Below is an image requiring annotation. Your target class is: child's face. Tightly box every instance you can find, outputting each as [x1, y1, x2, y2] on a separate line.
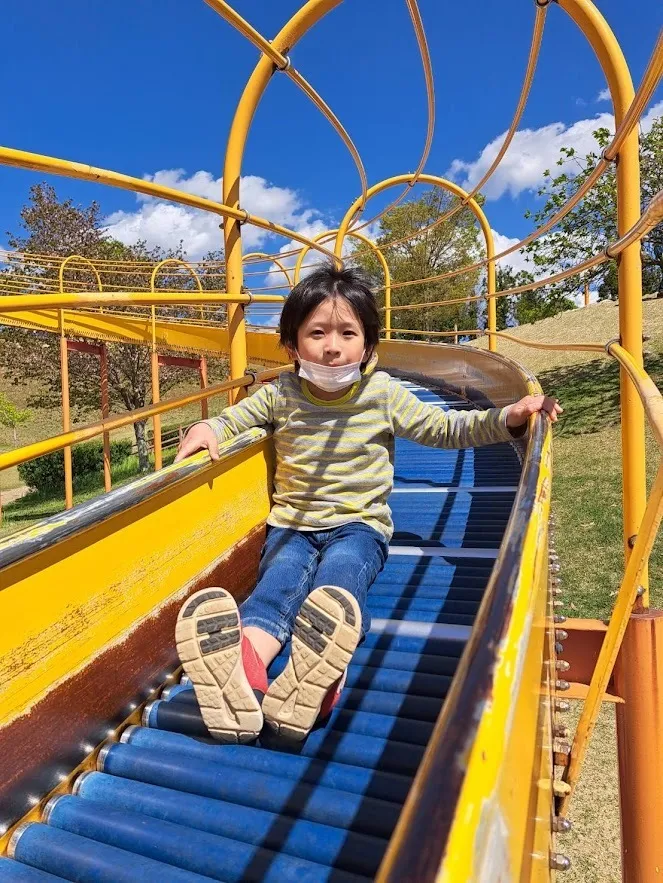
[293, 296, 366, 366]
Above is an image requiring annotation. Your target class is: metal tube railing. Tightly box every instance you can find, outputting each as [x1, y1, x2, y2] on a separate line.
[0, 366, 287, 474]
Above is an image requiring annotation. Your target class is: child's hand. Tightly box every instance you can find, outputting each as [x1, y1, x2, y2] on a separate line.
[507, 395, 563, 429]
[174, 423, 220, 463]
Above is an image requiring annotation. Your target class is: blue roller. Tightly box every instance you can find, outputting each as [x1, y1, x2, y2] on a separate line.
[159, 697, 433, 749]
[76, 773, 387, 878]
[4, 377, 522, 882]
[10, 823, 215, 882]
[101, 744, 401, 838]
[0, 860, 66, 881]
[46, 796, 369, 883]
[122, 728, 413, 803]
[164, 682, 443, 722]
[145, 701, 426, 775]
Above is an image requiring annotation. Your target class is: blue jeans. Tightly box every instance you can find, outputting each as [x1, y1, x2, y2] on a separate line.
[240, 523, 389, 645]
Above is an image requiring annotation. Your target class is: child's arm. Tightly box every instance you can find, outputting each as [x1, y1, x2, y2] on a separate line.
[387, 379, 561, 449]
[175, 382, 278, 462]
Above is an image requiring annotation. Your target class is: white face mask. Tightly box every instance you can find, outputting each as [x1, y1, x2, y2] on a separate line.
[296, 352, 365, 393]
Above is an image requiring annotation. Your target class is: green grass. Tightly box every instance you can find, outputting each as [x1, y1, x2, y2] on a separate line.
[0, 447, 179, 539]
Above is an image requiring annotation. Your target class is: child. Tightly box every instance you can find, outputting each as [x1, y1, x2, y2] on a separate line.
[174, 264, 562, 743]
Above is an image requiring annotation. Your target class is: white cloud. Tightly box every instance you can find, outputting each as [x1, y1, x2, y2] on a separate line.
[103, 168, 326, 260]
[491, 229, 533, 276]
[597, 88, 611, 102]
[641, 99, 663, 133]
[447, 100, 663, 201]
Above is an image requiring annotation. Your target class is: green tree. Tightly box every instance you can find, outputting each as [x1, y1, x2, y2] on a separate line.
[494, 265, 575, 327]
[0, 393, 31, 445]
[523, 116, 663, 300]
[0, 184, 228, 472]
[351, 189, 482, 338]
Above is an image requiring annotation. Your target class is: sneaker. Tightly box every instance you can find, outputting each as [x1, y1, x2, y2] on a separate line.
[262, 586, 361, 741]
[175, 588, 267, 743]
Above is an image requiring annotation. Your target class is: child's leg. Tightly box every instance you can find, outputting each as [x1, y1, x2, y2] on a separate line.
[175, 527, 318, 742]
[310, 522, 389, 638]
[239, 526, 320, 665]
[262, 523, 388, 740]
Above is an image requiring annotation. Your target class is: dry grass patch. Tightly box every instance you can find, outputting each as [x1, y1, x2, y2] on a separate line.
[565, 702, 621, 883]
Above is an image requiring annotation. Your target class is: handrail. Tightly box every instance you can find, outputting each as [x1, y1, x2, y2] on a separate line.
[371, 186, 662, 305]
[0, 366, 287, 473]
[560, 345, 663, 813]
[0, 146, 339, 264]
[348, 0, 435, 232]
[0, 291, 284, 312]
[604, 27, 663, 160]
[243, 253, 293, 289]
[203, 0, 368, 215]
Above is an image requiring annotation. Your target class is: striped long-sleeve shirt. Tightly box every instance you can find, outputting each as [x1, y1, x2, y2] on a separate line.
[204, 356, 516, 541]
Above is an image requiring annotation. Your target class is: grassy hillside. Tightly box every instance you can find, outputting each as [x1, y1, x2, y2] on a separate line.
[473, 296, 663, 618]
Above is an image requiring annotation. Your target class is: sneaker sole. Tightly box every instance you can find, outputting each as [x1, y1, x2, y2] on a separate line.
[262, 586, 361, 741]
[175, 588, 263, 743]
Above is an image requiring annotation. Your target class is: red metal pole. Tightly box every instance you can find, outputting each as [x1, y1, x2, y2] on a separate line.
[100, 344, 111, 492]
[200, 355, 209, 421]
[614, 610, 663, 881]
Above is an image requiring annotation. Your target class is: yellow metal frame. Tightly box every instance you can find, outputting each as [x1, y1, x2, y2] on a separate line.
[333, 173, 498, 351]
[0, 0, 662, 877]
[293, 228, 393, 339]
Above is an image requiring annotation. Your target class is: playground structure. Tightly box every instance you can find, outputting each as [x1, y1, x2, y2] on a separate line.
[0, 0, 661, 880]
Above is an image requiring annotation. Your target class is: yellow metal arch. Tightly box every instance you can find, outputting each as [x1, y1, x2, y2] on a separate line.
[222, 0, 343, 397]
[335, 174, 498, 351]
[243, 252, 293, 289]
[293, 229, 393, 340]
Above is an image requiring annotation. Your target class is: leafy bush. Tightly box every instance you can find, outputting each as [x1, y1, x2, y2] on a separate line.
[18, 439, 133, 494]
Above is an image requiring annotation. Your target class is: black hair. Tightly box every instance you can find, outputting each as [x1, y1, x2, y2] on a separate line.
[279, 263, 380, 358]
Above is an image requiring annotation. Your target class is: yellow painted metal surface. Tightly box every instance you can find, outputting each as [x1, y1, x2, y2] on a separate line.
[0, 437, 273, 728]
[439, 427, 554, 883]
[0, 309, 231, 354]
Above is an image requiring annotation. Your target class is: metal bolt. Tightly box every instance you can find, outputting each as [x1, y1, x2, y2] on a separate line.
[555, 699, 570, 712]
[550, 854, 571, 872]
[555, 642, 564, 654]
[555, 629, 568, 641]
[556, 680, 570, 691]
[556, 660, 570, 672]
[550, 563, 561, 574]
[551, 576, 561, 587]
[553, 816, 573, 833]
[554, 614, 567, 624]
[553, 599, 564, 608]
[554, 725, 570, 739]
[636, 585, 645, 597]
[552, 588, 562, 597]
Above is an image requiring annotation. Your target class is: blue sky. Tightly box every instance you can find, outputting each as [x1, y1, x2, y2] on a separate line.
[1, 0, 661, 315]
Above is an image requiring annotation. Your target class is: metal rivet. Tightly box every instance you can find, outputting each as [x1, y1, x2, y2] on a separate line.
[553, 600, 564, 608]
[550, 563, 561, 574]
[555, 629, 568, 641]
[550, 853, 571, 872]
[554, 725, 570, 739]
[553, 816, 573, 833]
[556, 679, 570, 691]
[636, 585, 645, 597]
[552, 588, 562, 596]
[555, 642, 564, 654]
[554, 614, 567, 624]
[556, 660, 570, 672]
[551, 576, 561, 587]
[555, 699, 570, 712]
